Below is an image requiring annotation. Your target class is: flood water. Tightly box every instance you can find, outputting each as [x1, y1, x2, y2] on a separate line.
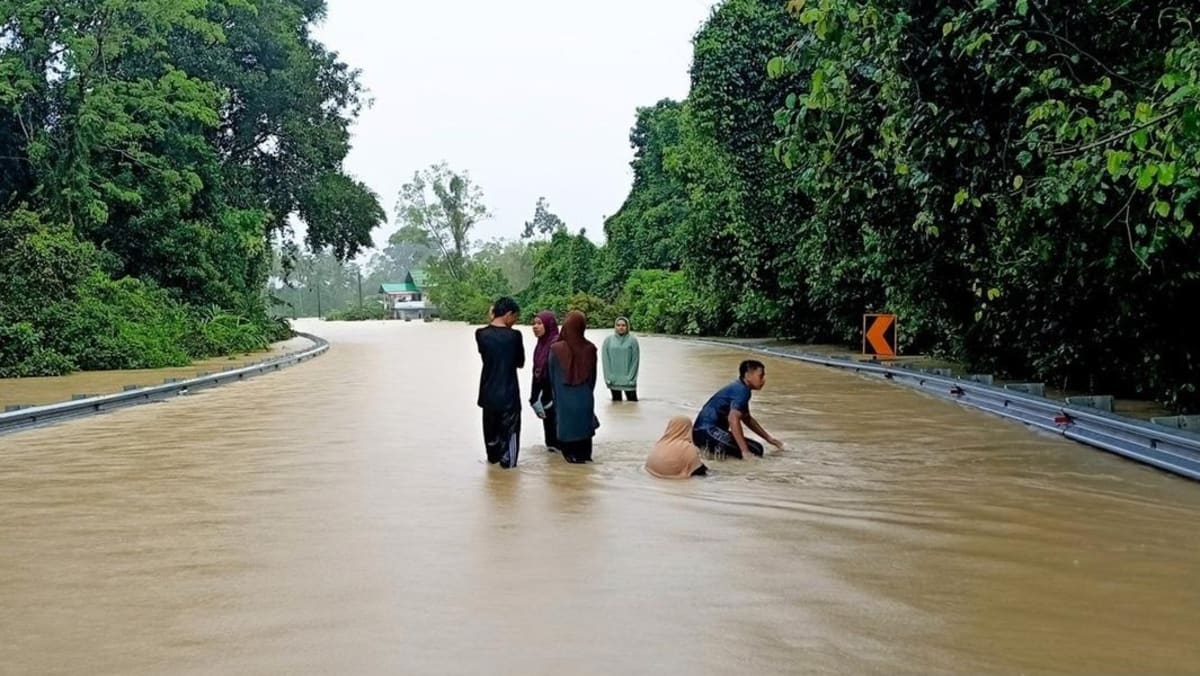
[2, 320, 1199, 675]
[0, 335, 314, 411]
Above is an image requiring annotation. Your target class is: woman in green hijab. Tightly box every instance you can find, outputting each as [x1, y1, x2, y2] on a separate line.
[602, 317, 640, 402]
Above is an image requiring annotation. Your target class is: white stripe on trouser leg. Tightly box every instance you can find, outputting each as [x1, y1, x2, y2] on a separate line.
[508, 432, 519, 467]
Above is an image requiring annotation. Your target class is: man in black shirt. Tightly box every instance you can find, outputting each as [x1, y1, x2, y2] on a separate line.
[476, 297, 525, 468]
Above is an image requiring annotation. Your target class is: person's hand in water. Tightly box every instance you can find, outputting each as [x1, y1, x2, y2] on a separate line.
[768, 436, 787, 451]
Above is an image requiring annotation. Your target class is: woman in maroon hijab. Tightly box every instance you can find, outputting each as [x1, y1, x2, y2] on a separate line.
[529, 310, 560, 452]
[548, 310, 599, 463]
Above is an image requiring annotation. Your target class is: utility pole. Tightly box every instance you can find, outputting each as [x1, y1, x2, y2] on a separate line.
[357, 268, 363, 309]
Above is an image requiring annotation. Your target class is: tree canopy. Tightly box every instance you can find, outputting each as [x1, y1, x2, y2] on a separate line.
[421, 0, 1199, 412]
[0, 0, 384, 375]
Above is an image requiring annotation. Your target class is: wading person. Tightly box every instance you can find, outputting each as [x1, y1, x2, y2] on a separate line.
[602, 316, 640, 402]
[646, 415, 707, 479]
[529, 310, 560, 452]
[548, 310, 599, 464]
[692, 360, 784, 459]
[476, 297, 524, 468]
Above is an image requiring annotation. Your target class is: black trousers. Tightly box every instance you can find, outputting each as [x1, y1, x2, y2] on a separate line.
[530, 379, 559, 450]
[692, 427, 763, 459]
[610, 388, 638, 402]
[540, 408, 559, 451]
[482, 408, 521, 468]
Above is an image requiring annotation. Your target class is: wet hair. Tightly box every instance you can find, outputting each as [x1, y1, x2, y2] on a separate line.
[739, 359, 765, 379]
[492, 296, 520, 319]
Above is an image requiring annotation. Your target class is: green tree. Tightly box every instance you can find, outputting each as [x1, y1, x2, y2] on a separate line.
[521, 228, 598, 313]
[597, 99, 690, 296]
[0, 0, 382, 375]
[769, 0, 1200, 407]
[394, 162, 490, 277]
[521, 196, 566, 239]
[175, 0, 383, 259]
[299, 174, 387, 261]
[272, 246, 371, 318]
[476, 239, 536, 294]
[668, 0, 811, 335]
[426, 260, 511, 322]
[617, 269, 711, 335]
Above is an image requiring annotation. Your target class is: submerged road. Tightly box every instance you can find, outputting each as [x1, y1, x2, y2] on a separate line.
[2, 319, 1198, 675]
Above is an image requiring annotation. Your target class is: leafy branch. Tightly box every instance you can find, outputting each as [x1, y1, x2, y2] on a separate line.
[1048, 110, 1178, 157]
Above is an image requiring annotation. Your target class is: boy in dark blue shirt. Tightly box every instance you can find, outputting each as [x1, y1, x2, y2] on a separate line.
[692, 360, 784, 459]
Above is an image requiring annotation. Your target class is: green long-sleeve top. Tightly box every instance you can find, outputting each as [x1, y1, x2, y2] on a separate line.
[601, 332, 640, 390]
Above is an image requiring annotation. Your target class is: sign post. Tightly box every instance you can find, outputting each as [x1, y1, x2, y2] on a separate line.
[863, 313, 897, 357]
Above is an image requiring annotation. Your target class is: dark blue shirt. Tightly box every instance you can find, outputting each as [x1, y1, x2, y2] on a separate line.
[693, 379, 752, 432]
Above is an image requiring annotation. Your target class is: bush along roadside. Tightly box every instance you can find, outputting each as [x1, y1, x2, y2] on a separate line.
[0, 211, 288, 378]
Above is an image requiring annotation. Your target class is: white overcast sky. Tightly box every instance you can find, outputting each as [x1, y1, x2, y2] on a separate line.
[310, 0, 717, 251]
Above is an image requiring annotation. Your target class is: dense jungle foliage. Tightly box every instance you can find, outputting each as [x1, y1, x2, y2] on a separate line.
[401, 0, 1199, 410]
[0, 1, 384, 376]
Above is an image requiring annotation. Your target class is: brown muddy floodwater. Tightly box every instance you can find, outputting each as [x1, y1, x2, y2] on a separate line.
[2, 320, 1199, 675]
[0, 335, 315, 411]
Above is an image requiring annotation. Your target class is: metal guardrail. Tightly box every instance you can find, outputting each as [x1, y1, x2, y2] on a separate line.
[689, 339, 1200, 481]
[0, 332, 329, 436]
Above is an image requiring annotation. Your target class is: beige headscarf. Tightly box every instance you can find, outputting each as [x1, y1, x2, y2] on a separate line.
[646, 416, 706, 479]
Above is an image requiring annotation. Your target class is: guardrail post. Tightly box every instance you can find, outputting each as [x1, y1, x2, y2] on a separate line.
[1065, 395, 1114, 413]
[1005, 383, 1046, 397]
[1151, 415, 1200, 431]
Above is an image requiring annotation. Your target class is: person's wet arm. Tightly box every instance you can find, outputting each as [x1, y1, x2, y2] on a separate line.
[630, 337, 640, 378]
[745, 414, 783, 449]
[601, 336, 612, 387]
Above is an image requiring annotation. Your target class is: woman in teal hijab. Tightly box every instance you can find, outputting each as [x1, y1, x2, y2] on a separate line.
[602, 317, 640, 402]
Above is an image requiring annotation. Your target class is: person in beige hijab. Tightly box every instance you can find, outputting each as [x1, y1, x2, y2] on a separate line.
[646, 416, 708, 479]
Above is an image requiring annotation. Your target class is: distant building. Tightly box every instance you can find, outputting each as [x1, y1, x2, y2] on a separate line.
[380, 270, 436, 320]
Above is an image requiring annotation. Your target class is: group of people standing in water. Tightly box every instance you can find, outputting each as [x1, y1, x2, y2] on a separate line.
[476, 296, 783, 477]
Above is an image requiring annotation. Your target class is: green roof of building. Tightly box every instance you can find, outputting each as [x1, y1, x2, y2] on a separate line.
[410, 269, 431, 288]
[380, 282, 418, 294]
